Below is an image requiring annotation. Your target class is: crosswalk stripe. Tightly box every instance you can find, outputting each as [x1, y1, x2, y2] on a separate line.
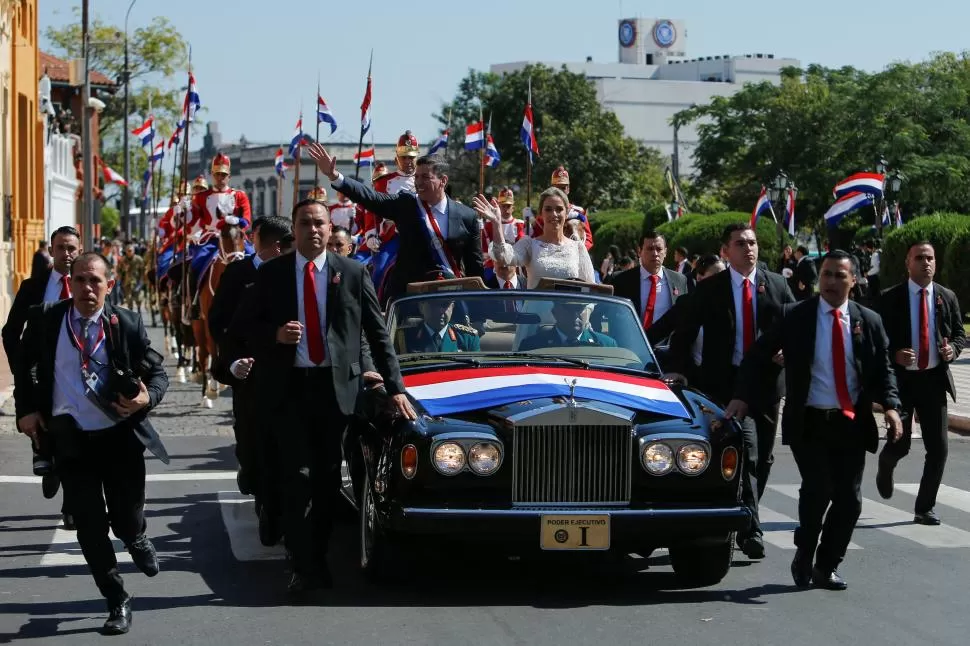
[896, 484, 970, 515]
[769, 484, 970, 548]
[217, 491, 286, 561]
[759, 505, 863, 550]
[0, 472, 238, 484]
[39, 529, 134, 567]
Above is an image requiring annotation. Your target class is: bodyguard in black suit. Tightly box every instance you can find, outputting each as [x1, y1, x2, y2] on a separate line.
[306, 142, 484, 303]
[668, 223, 795, 559]
[727, 250, 902, 590]
[792, 246, 818, 301]
[876, 241, 965, 525]
[237, 199, 416, 597]
[13, 253, 169, 634]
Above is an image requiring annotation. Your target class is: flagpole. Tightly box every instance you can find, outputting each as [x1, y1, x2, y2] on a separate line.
[179, 52, 193, 327]
[478, 104, 484, 195]
[314, 72, 321, 187]
[525, 77, 533, 223]
[355, 49, 373, 181]
[292, 109, 302, 207]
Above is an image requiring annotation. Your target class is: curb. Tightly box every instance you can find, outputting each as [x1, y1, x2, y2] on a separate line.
[872, 403, 970, 437]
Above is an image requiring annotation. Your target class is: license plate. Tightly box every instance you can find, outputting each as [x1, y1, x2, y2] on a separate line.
[540, 514, 610, 550]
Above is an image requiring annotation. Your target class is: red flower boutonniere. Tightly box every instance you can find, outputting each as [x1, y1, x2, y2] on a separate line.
[332, 272, 342, 285]
[757, 284, 766, 295]
[109, 314, 119, 326]
[936, 295, 944, 308]
[672, 287, 680, 297]
[852, 321, 863, 336]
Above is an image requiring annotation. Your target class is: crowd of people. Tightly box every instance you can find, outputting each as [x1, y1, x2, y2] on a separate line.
[4, 132, 966, 633]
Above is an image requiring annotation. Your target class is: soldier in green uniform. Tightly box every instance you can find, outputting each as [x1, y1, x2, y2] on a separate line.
[117, 243, 146, 313]
[519, 301, 617, 350]
[403, 300, 480, 352]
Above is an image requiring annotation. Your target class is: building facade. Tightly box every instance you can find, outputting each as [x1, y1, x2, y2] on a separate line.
[491, 17, 799, 175]
[0, 0, 16, 318]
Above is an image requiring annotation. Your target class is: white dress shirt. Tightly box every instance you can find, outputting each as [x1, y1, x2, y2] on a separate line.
[640, 266, 673, 323]
[44, 269, 70, 303]
[498, 274, 519, 289]
[729, 266, 759, 366]
[806, 299, 860, 409]
[908, 279, 939, 371]
[867, 251, 881, 277]
[252, 253, 264, 269]
[294, 252, 331, 368]
[52, 307, 116, 431]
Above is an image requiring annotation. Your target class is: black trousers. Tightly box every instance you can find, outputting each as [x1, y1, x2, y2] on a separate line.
[57, 424, 147, 604]
[232, 382, 258, 480]
[880, 369, 949, 514]
[274, 368, 347, 577]
[790, 410, 866, 572]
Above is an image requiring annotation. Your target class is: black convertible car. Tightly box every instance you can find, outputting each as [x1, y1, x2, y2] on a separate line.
[341, 279, 747, 586]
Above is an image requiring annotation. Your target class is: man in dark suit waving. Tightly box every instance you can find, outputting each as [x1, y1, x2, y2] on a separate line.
[237, 198, 416, 597]
[726, 250, 902, 590]
[876, 241, 965, 525]
[13, 252, 170, 634]
[306, 142, 483, 303]
[668, 222, 795, 559]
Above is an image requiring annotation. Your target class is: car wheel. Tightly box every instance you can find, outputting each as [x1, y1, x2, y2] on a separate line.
[359, 467, 392, 582]
[668, 532, 735, 587]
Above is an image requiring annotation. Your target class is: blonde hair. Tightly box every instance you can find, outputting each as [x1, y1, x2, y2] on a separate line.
[538, 186, 570, 214]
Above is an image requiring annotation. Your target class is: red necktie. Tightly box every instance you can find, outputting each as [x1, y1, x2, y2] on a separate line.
[504, 280, 513, 289]
[918, 288, 930, 370]
[831, 309, 855, 419]
[303, 261, 325, 364]
[642, 274, 659, 329]
[59, 275, 71, 299]
[742, 278, 755, 352]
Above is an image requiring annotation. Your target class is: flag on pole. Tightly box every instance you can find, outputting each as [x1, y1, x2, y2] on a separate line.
[141, 168, 152, 209]
[184, 72, 202, 122]
[521, 78, 539, 163]
[464, 121, 485, 150]
[317, 95, 338, 134]
[784, 189, 796, 236]
[354, 148, 375, 167]
[167, 120, 184, 149]
[149, 139, 165, 163]
[428, 129, 449, 155]
[132, 117, 154, 147]
[274, 147, 288, 178]
[833, 172, 885, 200]
[881, 204, 891, 227]
[288, 115, 303, 158]
[360, 72, 372, 136]
[97, 157, 128, 186]
[895, 203, 904, 227]
[824, 191, 875, 225]
[749, 186, 774, 227]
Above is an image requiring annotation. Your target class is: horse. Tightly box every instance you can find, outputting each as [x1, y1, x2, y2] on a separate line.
[193, 225, 247, 408]
[161, 266, 199, 384]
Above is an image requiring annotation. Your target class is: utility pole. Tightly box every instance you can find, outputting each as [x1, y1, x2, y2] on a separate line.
[81, 0, 94, 249]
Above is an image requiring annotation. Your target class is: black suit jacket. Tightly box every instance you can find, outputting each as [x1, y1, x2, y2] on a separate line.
[670, 267, 795, 405]
[208, 255, 259, 348]
[793, 256, 818, 300]
[878, 281, 966, 400]
[233, 251, 405, 416]
[333, 175, 484, 300]
[2, 270, 52, 372]
[736, 297, 900, 453]
[12, 300, 170, 462]
[611, 266, 688, 340]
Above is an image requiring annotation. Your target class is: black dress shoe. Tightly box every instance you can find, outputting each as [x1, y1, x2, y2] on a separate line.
[741, 535, 766, 559]
[812, 567, 848, 591]
[127, 535, 159, 577]
[875, 461, 894, 500]
[102, 597, 132, 635]
[33, 454, 54, 476]
[914, 510, 942, 525]
[41, 474, 60, 499]
[62, 513, 76, 530]
[790, 550, 812, 588]
[236, 469, 253, 496]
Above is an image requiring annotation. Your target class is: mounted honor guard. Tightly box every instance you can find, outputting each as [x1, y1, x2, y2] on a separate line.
[531, 166, 594, 250]
[306, 186, 328, 203]
[329, 191, 358, 235]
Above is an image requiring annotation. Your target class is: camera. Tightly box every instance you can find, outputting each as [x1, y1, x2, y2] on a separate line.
[111, 368, 142, 400]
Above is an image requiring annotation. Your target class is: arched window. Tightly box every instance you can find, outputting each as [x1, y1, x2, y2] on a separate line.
[255, 178, 266, 216]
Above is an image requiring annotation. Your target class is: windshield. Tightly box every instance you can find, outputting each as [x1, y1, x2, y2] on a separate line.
[387, 292, 660, 373]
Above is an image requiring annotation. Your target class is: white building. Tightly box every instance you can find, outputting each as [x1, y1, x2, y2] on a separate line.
[491, 18, 799, 175]
[43, 130, 79, 237]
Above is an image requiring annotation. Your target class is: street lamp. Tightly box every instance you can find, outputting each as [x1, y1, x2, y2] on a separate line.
[875, 157, 904, 234]
[122, 0, 138, 240]
[766, 169, 794, 251]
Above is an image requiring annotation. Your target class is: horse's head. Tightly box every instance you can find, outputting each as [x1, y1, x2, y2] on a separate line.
[219, 223, 247, 263]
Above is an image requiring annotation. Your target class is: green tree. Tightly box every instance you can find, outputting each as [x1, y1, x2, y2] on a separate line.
[433, 64, 667, 211]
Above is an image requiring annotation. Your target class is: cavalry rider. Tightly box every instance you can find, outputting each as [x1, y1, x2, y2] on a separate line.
[186, 154, 253, 307]
[329, 191, 357, 235]
[531, 166, 594, 250]
[306, 186, 328, 205]
[156, 176, 208, 282]
[482, 186, 526, 281]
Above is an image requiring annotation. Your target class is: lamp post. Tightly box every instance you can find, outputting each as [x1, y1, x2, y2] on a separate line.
[874, 157, 904, 235]
[885, 167, 906, 229]
[121, 0, 137, 240]
[767, 169, 794, 252]
[81, 0, 94, 250]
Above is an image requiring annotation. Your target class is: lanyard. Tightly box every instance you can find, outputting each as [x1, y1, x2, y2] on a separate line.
[66, 307, 106, 371]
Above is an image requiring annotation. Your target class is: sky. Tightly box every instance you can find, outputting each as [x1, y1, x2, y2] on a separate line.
[42, 0, 970, 151]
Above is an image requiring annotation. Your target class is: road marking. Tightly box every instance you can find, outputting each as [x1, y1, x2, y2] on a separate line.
[1, 471, 238, 484]
[759, 505, 862, 550]
[770, 484, 970, 548]
[897, 484, 970, 515]
[217, 491, 286, 562]
[39, 528, 133, 567]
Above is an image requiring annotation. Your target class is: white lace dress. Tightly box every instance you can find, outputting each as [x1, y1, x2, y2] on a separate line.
[491, 236, 596, 288]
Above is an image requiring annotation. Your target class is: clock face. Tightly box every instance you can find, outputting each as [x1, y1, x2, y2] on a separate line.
[618, 20, 636, 48]
[653, 20, 676, 48]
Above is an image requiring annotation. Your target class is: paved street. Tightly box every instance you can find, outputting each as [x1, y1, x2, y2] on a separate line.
[2, 322, 970, 644]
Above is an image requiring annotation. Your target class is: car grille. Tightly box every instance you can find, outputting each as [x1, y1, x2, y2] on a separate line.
[512, 424, 632, 505]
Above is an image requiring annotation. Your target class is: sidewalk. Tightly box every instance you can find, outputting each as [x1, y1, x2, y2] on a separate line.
[945, 355, 970, 434]
[0, 344, 12, 410]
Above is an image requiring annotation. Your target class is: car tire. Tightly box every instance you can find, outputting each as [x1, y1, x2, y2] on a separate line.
[668, 532, 735, 587]
[359, 467, 394, 583]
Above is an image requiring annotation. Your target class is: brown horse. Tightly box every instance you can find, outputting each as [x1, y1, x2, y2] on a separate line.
[194, 225, 247, 408]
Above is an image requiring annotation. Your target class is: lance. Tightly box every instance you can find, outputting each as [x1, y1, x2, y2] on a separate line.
[292, 113, 302, 208]
[179, 58, 193, 325]
[355, 50, 373, 181]
[478, 104, 485, 195]
[314, 72, 321, 187]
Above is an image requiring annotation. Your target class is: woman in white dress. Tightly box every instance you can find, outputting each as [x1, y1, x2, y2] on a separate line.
[471, 187, 595, 288]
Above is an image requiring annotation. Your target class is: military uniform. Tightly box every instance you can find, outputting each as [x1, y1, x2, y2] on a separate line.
[118, 253, 146, 311]
[519, 327, 617, 351]
[403, 322, 481, 353]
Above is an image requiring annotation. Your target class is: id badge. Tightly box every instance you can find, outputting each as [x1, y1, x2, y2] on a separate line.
[85, 371, 100, 393]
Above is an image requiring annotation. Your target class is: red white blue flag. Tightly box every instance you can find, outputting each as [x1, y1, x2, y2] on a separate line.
[354, 148, 375, 167]
[360, 72, 372, 136]
[274, 147, 287, 178]
[784, 189, 796, 235]
[288, 115, 303, 158]
[428, 129, 449, 155]
[749, 186, 774, 227]
[824, 191, 874, 225]
[97, 157, 127, 187]
[834, 172, 885, 200]
[183, 72, 201, 122]
[317, 95, 337, 135]
[464, 121, 484, 151]
[521, 78, 539, 163]
[131, 117, 154, 147]
[484, 134, 501, 168]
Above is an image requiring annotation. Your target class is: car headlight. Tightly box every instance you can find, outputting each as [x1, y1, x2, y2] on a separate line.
[677, 443, 709, 475]
[642, 442, 674, 475]
[432, 442, 466, 475]
[468, 442, 502, 475]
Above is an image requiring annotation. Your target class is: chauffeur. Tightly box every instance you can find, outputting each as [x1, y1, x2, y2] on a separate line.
[404, 300, 480, 352]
